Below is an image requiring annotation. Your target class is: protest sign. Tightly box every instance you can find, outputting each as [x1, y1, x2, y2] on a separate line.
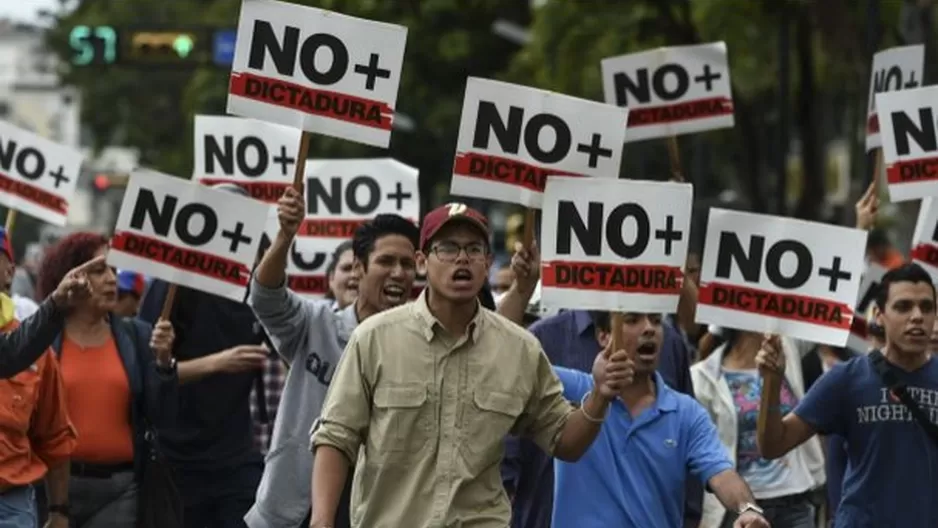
[846, 263, 887, 353]
[601, 42, 734, 142]
[877, 85, 938, 202]
[297, 158, 419, 247]
[108, 169, 269, 302]
[697, 209, 867, 346]
[865, 45, 924, 152]
[540, 177, 692, 313]
[451, 78, 628, 208]
[910, 197, 938, 286]
[194, 115, 303, 202]
[227, 0, 407, 148]
[0, 119, 84, 226]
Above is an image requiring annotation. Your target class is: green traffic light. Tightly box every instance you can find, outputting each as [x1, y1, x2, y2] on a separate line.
[173, 35, 194, 58]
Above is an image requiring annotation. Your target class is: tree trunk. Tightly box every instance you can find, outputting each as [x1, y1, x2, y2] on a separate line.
[794, 7, 823, 220]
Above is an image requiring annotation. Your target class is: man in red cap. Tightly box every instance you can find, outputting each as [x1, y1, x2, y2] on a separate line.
[309, 202, 634, 528]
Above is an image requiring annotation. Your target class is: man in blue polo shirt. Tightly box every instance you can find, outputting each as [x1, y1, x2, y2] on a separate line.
[552, 311, 769, 528]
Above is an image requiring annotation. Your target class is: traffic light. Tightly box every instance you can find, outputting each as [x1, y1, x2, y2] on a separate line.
[69, 25, 118, 65]
[126, 29, 204, 65]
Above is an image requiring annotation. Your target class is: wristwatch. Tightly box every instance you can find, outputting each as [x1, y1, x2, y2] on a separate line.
[738, 502, 765, 517]
[48, 504, 70, 518]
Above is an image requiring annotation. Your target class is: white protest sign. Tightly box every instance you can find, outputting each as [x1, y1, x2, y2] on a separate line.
[865, 45, 924, 152]
[601, 42, 734, 142]
[540, 177, 692, 313]
[227, 0, 407, 148]
[910, 197, 938, 285]
[260, 206, 338, 299]
[0, 119, 84, 226]
[297, 158, 419, 248]
[846, 263, 887, 353]
[697, 209, 867, 346]
[194, 115, 303, 202]
[451, 77, 628, 209]
[877, 85, 938, 202]
[108, 169, 270, 302]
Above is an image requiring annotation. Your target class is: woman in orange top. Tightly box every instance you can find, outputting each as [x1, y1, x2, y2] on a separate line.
[36, 233, 177, 528]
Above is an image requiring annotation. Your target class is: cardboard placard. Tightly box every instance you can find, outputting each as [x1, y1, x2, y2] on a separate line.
[451, 77, 628, 208]
[697, 209, 867, 346]
[194, 115, 303, 202]
[0, 119, 84, 226]
[108, 169, 269, 302]
[227, 0, 408, 148]
[601, 42, 734, 142]
[540, 176, 692, 313]
[877, 85, 938, 202]
[865, 45, 924, 152]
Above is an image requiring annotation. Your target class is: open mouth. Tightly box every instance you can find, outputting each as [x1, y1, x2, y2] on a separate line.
[636, 342, 657, 359]
[452, 269, 473, 284]
[906, 328, 927, 338]
[382, 284, 405, 302]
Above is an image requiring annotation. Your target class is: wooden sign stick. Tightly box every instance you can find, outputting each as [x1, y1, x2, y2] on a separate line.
[293, 132, 312, 190]
[4, 210, 16, 233]
[666, 136, 685, 183]
[872, 147, 884, 194]
[757, 335, 782, 440]
[160, 284, 178, 320]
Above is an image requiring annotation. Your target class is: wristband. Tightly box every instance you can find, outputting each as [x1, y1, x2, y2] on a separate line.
[48, 504, 70, 518]
[579, 391, 607, 424]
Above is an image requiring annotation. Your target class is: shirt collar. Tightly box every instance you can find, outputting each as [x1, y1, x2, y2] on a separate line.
[412, 289, 484, 342]
[653, 371, 679, 412]
[572, 310, 594, 336]
[336, 302, 359, 342]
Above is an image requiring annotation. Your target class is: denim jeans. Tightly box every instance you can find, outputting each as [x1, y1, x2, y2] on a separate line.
[721, 492, 816, 528]
[0, 486, 37, 528]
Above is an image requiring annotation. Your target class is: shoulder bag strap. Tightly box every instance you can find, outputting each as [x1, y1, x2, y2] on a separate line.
[869, 351, 938, 446]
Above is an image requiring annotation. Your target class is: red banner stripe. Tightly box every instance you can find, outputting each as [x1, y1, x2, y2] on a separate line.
[698, 281, 853, 330]
[111, 232, 250, 287]
[886, 157, 938, 185]
[541, 260, 683, 295]
[288, 274, 329, 295]
[911, 243, 938, 268]
[452, 152, 586, 193]
[229, 72, 393, 130]
[867, 113, 879, 135]
[199, 179, 290, 203]
[0, 171, 67, 214]
[627, 97, 734, 127]
[850, 315, 869, 339]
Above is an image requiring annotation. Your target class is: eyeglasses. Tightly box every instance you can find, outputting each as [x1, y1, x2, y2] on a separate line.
[430, 241, 488, 262]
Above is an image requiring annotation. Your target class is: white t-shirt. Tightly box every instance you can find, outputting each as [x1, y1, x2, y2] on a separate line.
[13, 295, 38, 321]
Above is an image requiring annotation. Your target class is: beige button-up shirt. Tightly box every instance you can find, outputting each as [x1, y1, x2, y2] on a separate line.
[311, 291, 575, 528]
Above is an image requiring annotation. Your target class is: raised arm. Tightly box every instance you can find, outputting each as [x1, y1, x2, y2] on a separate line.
[496, 242, 539, 325]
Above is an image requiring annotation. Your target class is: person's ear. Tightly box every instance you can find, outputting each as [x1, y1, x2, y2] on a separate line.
[416, 251, 428, 275]
[596, 330, 610, 349]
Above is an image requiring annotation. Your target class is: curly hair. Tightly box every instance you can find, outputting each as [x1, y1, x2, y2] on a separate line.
[37, 232, 109, 300]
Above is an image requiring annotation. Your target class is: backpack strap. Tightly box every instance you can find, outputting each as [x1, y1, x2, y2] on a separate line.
[869, 351, 938, 446]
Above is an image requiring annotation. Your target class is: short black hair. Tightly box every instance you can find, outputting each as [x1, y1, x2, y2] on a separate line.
[326, 240, 354, 278]
[589, 311, 611, 333]
[352, 214, 419, 269]
[874, 262, 936, 310]
[866, 228, 891, 251]
[478, 282, 496, 310]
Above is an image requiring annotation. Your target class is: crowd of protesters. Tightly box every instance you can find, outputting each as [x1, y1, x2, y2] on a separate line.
[0, 176, 933, 528]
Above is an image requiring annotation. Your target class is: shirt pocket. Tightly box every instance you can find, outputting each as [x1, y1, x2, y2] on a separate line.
[0, 371, 39, 434]
[371, 384, 431, 463]
[459, 390, 523, 475]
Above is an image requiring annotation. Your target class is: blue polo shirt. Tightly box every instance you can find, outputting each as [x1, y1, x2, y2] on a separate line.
[552, 368, 732, 528]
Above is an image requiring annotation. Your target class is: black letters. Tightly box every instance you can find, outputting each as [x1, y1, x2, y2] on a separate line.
[175, 204, 217, 247]
[764, 240, 812, 289]
[0, 141, 46, 181]
[893, 108, 937, 155]
[606, 203, 649, 259]
[307, 176, 381, 216]
[715, 233, 817, 290]
[246, 21, 350, 86]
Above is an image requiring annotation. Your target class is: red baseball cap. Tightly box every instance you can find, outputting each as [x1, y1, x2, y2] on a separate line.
[419, 203, 490, 250]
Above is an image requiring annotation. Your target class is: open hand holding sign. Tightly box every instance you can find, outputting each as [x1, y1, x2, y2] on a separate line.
[755, 334, 785, 376]
[51, 255, 106, 310]
[510, 241, 540, 296]
[592, 343, 635, 399]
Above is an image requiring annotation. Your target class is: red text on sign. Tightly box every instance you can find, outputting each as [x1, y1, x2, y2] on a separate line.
[112, 232, 250, 287]
[542, 261, 682, 294]
[698, 281, 851, 329]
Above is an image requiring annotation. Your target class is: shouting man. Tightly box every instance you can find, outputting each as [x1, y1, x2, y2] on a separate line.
[757, 263, 938, 527]
[247, 185, 419, 528]
[309, 203, 631, 528]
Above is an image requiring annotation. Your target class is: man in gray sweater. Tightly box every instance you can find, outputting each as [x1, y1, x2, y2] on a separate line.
[245, 185, 419, 528]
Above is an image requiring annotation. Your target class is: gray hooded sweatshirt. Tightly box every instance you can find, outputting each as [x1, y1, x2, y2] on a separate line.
[244, 278, 358, 528]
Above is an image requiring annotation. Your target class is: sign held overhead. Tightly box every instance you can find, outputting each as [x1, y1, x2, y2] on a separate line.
[108, 169, 270, 302]
[697, 209, 867, 346]
[451, 77, 628, 208]
[194, 115, 303, 202]
[227, 0, 408, 148]
[539, 177, 692, 313]
[865, 45, 924, 152]
[0, 119, 84, 226]
[877, 85, 938, 202]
